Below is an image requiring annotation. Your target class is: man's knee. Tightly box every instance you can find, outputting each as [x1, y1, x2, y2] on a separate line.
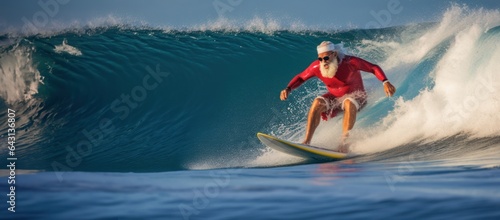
[343, 99, 357, 112]
[312, 98, 327, 112]
[343, 99, 352, 107]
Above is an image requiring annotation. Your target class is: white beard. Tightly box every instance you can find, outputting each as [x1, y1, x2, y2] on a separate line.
[319, 57, 339, 78]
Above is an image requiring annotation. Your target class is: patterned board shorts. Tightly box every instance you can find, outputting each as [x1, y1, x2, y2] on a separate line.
[315, 91, 367, 121]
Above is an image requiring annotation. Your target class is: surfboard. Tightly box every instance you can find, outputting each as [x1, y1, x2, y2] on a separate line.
[257, 132, 349, 161]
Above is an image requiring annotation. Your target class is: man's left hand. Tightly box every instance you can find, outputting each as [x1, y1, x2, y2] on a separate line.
[384, 81, 396, 97]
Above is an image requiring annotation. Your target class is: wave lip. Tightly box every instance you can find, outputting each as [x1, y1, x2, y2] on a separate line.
[1, 14, 336, 38]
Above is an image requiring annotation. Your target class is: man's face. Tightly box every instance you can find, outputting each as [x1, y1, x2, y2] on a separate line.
[318, 51, 336, 69]
[318, 50, 339, 78]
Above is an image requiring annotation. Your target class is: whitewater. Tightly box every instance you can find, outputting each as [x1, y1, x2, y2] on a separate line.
[0, 5, 499, 220]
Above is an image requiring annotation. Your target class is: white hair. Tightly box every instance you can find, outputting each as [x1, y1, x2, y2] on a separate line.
[333, 43, 346, 61]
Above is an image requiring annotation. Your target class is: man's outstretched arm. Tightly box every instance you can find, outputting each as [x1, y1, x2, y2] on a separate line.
[280, 62, 317, 101]
[351, 56, 396, 97]
[280, 75, 304, 100]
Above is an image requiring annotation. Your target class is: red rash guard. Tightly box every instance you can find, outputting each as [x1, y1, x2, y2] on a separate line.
[287, 55, 388, 97]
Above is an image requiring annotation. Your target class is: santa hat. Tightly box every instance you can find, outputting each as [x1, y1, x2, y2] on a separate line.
[316, 41, 336, 54]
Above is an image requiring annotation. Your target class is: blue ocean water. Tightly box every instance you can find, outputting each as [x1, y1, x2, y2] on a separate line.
[1, 5, 500, 220]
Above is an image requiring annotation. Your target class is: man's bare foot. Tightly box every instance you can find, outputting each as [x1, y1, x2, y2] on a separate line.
[337, 143, 350, 153]
[338, 133, 350, 153]
[302, 140, 310, 145]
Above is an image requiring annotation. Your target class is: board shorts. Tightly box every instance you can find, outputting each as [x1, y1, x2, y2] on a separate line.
[316, 91, 367, 121]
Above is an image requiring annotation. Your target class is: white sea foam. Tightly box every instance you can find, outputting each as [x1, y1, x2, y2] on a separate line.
[351, 5, 500, 154]
[54, 39, 82, 56]
[0, 43, 42, 104]
[247, 147, 306, 168]
[192, 16, 320, 34]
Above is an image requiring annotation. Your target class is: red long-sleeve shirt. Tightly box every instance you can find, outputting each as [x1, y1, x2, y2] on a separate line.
[287, 55, 387, 97]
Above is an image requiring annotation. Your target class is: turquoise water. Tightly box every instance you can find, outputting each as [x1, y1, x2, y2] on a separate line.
[12, 158, 500, 219]
[1, 6, 500, 219]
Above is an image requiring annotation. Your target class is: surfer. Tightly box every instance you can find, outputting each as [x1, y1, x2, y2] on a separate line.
[280, 41, 396, 152]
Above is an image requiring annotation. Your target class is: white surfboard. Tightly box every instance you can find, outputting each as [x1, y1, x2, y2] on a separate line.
[257, 132, 350, 161]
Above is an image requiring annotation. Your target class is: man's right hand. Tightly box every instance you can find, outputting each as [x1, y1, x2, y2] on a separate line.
[280, 88, 291, 101]
[383, 81, 396, 97]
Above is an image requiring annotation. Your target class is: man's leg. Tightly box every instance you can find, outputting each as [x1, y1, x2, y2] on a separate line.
[303, 98, 327, 145]
[341, 99, 357, 147]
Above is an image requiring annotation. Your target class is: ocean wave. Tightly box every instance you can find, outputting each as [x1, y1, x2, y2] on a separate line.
[0, 5, 499, 172]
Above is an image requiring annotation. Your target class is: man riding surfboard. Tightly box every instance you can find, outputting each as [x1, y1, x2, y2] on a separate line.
[280, 41, 396, 152]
